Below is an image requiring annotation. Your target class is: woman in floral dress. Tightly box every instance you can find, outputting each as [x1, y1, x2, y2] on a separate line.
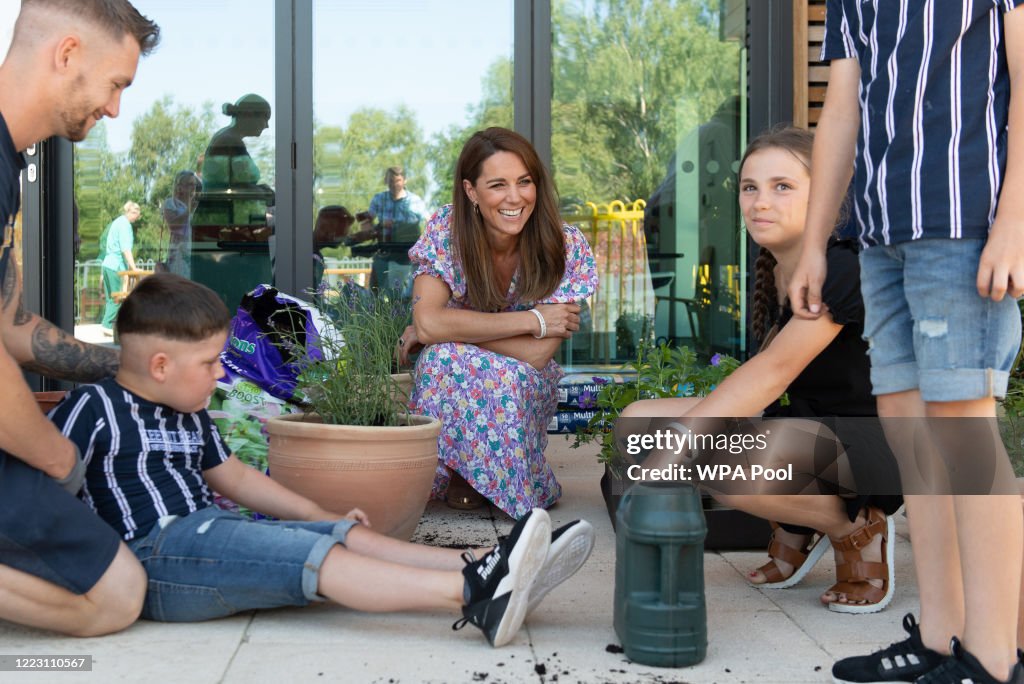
[398, 127, 597, 519]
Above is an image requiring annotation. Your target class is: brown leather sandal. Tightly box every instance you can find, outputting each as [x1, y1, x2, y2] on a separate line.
[751, 521, 831, 589]
[824, 507, 896, 614]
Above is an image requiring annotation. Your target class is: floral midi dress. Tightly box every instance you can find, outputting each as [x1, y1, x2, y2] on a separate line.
[408, 205, 598, 519]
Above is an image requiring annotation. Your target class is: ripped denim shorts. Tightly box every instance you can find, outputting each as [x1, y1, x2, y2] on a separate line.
[127, 506, 358, 622]
[859, 238, 1021, 402]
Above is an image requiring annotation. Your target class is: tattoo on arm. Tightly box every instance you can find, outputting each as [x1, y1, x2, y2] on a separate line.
[22, 319, 119, 382]
[13, 298, 31, 325]
[1, 255, 15, 310]
[2, 256, 32, 325]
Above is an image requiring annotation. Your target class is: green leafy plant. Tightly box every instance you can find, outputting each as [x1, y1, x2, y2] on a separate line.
[572, 341, 742, 465]
[998, 300, 1024, 476]
[288, 283, 412, 427]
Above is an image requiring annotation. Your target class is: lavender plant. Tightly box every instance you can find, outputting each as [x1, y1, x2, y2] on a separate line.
[291, 283, 412, 427]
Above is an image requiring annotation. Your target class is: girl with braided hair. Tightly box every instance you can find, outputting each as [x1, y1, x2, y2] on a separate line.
[622, 125, 901, 613]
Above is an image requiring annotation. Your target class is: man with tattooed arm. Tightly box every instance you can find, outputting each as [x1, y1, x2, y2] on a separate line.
[0, 0, 159, 636]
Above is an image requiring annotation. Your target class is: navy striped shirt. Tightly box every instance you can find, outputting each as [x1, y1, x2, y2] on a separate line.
[50, 378, 230, 541]
[822, 0, 1024, 246]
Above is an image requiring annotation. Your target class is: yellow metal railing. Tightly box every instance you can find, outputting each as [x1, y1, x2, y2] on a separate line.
[562, 199, 655, 362]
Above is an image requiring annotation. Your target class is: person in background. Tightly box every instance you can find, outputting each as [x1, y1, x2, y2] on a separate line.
[160, 170, 201, 278]
[345, 167, 430, 291]
[200, 94, 269, 190]
[398, 127, 598, 516]
[350, 166, 429, 244]
[100, 200, 141, 335]
[312, 204, 355, 287]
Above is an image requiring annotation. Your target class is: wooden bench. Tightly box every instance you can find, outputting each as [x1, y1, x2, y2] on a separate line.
[112, 269, 154, 303]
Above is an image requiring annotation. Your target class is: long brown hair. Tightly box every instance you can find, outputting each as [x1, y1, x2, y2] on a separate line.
[741, 125, 835, 345]
[452, 127, 565, 312]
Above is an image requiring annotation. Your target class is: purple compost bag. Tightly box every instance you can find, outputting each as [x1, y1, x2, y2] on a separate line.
[220, 284, 334, 401]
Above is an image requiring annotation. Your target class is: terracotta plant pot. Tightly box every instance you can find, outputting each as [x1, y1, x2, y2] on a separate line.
[391, 371, 414, 410]
[266, 412, 440, 540]
[34, 391, 67, 414]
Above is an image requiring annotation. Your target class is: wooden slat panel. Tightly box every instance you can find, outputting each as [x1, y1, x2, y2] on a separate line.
[809, 65, 830, 82]
[793, 0, 809, 127]
[797, 1, 830, 128]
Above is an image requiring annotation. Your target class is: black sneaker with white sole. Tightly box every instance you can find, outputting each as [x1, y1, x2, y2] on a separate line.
[526, 519, 595, 615]
[453, 508, 551, 647]
[832, 613, 945, 683]
[915, 637, 1024, 684]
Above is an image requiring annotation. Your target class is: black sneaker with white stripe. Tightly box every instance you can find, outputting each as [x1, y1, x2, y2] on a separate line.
[453, 508, 551, 647]
[526, 519, 595, 615]
[832, 614, 944, 683]
[915, 637, 1024, 684]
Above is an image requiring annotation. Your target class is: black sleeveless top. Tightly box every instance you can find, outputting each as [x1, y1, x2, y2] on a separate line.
[763, 238, 876, 418]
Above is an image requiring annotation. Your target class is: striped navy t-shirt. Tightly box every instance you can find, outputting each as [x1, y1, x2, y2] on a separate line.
[50, 378, 230, 541]
[821, 0, 1024, 246]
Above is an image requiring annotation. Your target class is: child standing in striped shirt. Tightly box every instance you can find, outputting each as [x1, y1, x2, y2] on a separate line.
[790, 2, 1024, 683]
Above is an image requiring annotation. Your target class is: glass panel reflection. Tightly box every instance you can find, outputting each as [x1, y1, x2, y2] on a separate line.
[312, 0, 513, 295]
[552, 0, 746, 363]
[73, 0, 275, 341]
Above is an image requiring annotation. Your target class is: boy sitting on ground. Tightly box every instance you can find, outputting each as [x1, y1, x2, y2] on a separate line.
[50, 272, 594, 647]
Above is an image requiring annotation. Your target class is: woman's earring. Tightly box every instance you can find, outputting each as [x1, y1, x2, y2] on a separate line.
[473, 201, 480, 215]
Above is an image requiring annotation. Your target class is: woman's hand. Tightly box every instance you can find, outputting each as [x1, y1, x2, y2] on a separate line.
[396, 324, 423, 367]
[534, 303, 582, 339]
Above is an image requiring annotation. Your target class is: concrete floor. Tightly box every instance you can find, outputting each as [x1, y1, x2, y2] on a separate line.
[0, 437, 919, 684]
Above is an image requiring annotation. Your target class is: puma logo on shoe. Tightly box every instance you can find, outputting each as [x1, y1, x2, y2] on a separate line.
[477, 548, 502, 581]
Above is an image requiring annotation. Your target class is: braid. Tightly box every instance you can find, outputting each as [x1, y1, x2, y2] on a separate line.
[751, 247, 779, 344]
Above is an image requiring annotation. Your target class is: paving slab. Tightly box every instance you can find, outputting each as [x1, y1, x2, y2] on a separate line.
[0, 437, 924, 683]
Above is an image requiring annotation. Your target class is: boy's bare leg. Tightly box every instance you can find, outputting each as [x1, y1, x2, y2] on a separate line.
[342, 525, 488, 571]
[0, 543, 145, 637]
[953, 493, 1021, 677]
[932, 396, 1021, 679]
[902, 494, 962, 654]
[877, 391, 963, 654]
[925, 397, 1021, 679]
[316, 544, 464, 613]
[1019, 486, 1024, 650]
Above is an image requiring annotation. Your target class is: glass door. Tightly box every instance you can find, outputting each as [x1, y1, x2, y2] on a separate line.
[73, 0, 276, 341]
[311, 0, 514, 294]
[551, 0, 747, 363]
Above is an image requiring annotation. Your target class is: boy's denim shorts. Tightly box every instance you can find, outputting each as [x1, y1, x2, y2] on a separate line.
[127, 506, 359, 622]
[859, 238, 1022, 401]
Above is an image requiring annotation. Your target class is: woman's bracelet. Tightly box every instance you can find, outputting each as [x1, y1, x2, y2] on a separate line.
[529, 308, 547, 339]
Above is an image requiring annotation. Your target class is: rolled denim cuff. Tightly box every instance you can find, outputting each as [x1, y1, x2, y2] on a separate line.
[300, 518, 360, 602]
